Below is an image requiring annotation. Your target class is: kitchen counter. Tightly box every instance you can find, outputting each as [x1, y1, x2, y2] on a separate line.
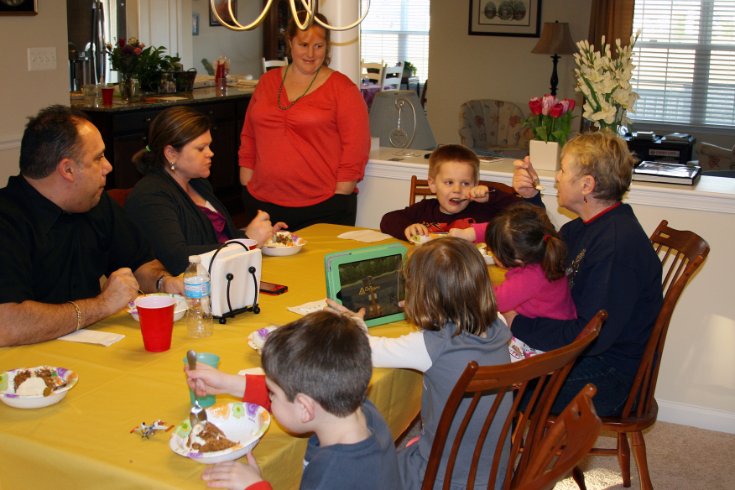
[70, 86, 255, 112]
[73, 87, 254, 215]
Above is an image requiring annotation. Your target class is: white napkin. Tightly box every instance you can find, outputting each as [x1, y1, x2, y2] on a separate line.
[58, 329, 125, 347]
[287, 299, 327, 316]
[337, 230, 391, 243]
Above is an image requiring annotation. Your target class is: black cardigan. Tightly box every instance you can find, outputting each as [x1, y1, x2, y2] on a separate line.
[125, 171, 245, 275]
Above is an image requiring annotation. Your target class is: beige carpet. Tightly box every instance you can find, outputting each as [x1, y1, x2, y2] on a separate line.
[399, 420, 735, 489]
[554, 422, 735, 489]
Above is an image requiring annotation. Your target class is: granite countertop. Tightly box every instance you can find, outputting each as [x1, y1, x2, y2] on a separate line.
[70, 86, 255, 112]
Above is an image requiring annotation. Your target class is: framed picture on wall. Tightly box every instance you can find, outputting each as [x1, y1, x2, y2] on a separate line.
[210, 0, 237, 27]
[0, 0, 37, 15]
[468, 0, 542, 37]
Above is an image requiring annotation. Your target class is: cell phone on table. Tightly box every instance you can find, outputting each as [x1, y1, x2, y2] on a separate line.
[260, 281, 288, 295]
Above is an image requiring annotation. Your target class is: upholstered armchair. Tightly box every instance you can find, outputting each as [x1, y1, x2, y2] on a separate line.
[696, 141, 735, 171]
[458, 99, 532, 157]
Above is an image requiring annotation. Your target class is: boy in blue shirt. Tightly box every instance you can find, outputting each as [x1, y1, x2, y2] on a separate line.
[186, 311, 401, 490]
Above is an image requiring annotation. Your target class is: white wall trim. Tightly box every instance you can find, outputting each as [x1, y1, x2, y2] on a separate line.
[658, 399, 735, 434]
[0, 134, 21, 152]
[364, 150, 735, 215]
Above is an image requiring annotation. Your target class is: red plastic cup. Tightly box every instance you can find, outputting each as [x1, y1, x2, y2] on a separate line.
[135, 295, 175, 352]
[101, 87, 114, 106]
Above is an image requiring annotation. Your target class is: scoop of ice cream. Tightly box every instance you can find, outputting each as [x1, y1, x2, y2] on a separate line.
[16, 376, 48, 396]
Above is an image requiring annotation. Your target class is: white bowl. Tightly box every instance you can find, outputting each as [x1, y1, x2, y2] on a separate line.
[410, 232, 448, 245]
[128, 293, 188, 322]
[476, 243, 495, 265]
[0, 366, 79, 409]
[170, 402, 271, 464]
[261, 238, 306, 256]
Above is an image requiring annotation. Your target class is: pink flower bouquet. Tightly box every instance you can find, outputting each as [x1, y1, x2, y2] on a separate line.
[525, 95, 576, 146]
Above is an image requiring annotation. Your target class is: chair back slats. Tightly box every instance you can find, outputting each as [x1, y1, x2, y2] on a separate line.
[381, 62, 404, 91]
[421, 310, 607, 490]
[262, 57, 288, 75]
[408, 175, 516, 206]
[621, 220, 709, 418]
[360, 60, 384, 84]
[514, 384, 602, 490]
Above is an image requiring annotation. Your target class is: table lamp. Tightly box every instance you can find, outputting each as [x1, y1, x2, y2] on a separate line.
[532, 21, 577, 96]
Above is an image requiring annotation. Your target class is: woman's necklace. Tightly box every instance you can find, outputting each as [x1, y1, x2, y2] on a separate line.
[277, 64, 321, 110]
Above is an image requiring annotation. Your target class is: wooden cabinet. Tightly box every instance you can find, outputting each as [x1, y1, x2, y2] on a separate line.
[79, 91, 250, 216]
[262, 0, 289, 61]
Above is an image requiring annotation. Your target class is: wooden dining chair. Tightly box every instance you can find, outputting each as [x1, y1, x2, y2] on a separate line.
[408, 175, 516, 206]
[420, 310, 607, 490]
[107, 188, 133, 207]
[360, 60, 384, 84]
[381, 62, 404, 91]
[514, 384, 602, 490]
[261, 57, 287, 74]
[572, 220, 710, 490]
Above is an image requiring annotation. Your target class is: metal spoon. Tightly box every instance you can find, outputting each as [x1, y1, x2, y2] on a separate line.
[186, 350, 208, 427]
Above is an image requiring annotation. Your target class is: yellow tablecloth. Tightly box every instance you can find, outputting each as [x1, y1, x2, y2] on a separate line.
[0, 224, 427, 490]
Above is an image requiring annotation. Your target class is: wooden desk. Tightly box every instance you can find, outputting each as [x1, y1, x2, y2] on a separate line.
[0, 224, 422, 490]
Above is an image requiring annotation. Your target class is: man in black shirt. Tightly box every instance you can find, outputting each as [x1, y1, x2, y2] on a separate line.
[0, 105, 183, 347]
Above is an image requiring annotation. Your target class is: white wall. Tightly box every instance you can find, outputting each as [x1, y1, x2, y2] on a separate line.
[427, 0, 592, 146]
[0, 2, 70, 186]
[190, 0, 263, 78]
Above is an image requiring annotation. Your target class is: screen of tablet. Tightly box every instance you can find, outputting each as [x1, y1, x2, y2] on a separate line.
[325, 243, 407, 327]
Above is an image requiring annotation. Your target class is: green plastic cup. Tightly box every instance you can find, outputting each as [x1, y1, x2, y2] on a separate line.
[184, 352, 220, 408]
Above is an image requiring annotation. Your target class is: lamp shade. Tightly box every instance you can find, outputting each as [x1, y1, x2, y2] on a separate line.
[532, 22, 576, 55]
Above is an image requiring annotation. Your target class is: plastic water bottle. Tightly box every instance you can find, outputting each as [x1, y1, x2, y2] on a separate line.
[184, 255, 213, 338]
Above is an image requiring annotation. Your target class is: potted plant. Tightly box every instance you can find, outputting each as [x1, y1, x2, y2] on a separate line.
[402, 61, 417, 79]
[524, 94, 575, 171]
[107, 37, 181, 97]
[574, 34, 639, 133]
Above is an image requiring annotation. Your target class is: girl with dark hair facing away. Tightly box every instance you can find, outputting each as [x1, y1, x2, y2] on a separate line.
[125, 106, 285, 275]
[328, 237, 512, 489]
[486, 202, 576, 361]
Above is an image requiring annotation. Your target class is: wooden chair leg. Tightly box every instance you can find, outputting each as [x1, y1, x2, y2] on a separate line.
[572, 466, 587, 490]
[631, 431, 653, 490]
[617, 433, 632, 487]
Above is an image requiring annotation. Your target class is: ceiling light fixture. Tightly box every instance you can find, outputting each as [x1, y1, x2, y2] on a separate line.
[209, 0, 371, 31]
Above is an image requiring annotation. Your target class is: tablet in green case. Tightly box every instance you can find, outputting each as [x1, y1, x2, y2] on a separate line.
[325, 243, 407, 327]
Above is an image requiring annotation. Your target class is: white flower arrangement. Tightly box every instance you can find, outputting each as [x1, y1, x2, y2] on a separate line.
[574, 34, 639, 131]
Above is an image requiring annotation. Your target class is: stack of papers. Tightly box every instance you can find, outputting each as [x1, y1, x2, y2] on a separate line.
[337, 230, 391, 243]
[59, 330, 125, 347]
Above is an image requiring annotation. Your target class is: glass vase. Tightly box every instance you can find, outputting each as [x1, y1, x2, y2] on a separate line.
[119, 75, 140, 102]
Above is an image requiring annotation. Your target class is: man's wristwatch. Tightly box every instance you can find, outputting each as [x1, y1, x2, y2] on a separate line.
[156, 275, 167, 292]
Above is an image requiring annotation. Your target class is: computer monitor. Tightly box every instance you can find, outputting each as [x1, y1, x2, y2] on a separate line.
[369, 90, 436, 150]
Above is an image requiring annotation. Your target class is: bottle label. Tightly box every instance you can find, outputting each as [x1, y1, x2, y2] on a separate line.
[184, 278, 210, 299]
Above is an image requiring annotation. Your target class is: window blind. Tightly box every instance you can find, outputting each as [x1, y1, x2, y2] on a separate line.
[631, 0, 735, 128]
[360, 0, 430, 83]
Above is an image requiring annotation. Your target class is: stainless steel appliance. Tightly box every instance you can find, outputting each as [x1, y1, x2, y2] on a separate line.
[67, 0, 126, 91]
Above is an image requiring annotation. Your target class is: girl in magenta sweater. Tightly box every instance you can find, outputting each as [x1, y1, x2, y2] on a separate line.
[485, 202, 576, 361]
